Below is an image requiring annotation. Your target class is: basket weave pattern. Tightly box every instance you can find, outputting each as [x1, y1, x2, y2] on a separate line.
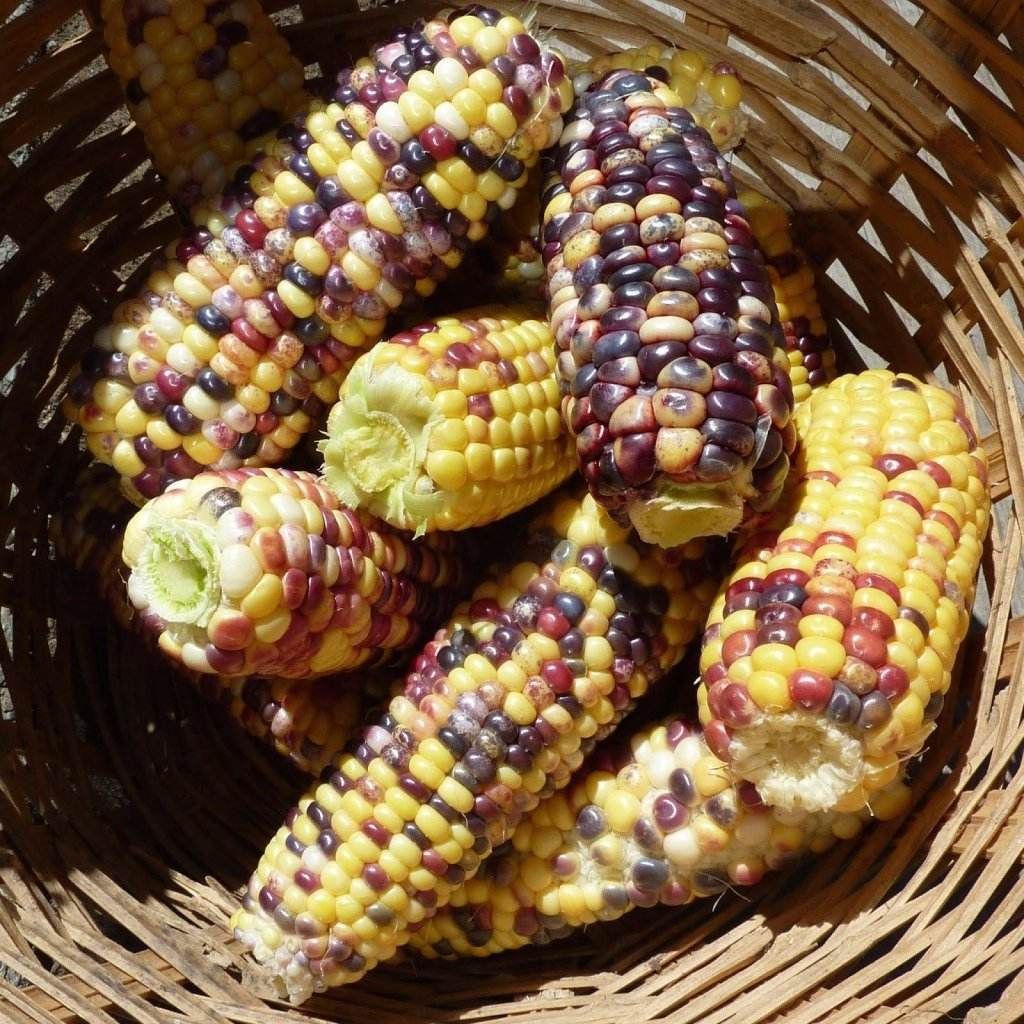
[0, 0, 1022, 1021]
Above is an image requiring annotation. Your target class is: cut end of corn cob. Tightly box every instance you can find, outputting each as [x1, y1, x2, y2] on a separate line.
[544, 70, 794, 546]
[230, 483, 715, 1000]
[122, 467, 468, 677]
[320, 305, 574, 534]
[698, 370, 991, 813]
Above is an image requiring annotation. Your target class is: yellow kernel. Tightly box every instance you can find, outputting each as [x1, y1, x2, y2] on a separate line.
[605, 790, 641, 833]
[746, 670, 793, 711]
[750, 643, 798, 676]
[241, 573, 284, 619]
[504, 691, 537, 726]
[798, 614, 846, 642]
[583, 636, 614, 671]
[794, 636, 847, 677]
[425, 450, 469, 492]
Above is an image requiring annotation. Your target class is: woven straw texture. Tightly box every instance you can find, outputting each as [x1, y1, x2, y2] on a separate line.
[1, 0, 1023, 1021]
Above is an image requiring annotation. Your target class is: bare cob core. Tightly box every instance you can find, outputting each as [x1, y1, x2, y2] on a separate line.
[230, 485, 715, 1000]
[49, 463, 368, 773]
[321, 305, 574, 533]
[408, 714, 910, 958]
[697, 370, 990, 813]
[543, 70, 795, 547]
[121, 467, 469, 677]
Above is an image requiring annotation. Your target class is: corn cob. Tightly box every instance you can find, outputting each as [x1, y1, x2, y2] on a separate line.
[696, 370, 990, 814]
[120, 467, 470, 677]
[230, 485, 716, 999]
[101, 0, 309, 213]
[492, 49, 748, 293]
[63, 8, 572, 503]
[408, 713, 910, 957]
[544, 70, 794, 548]
[320, 305, 574, 534]
[50, 463, 368, 773]
[739, 191, 834, 404]
[578, 47, 747, 154]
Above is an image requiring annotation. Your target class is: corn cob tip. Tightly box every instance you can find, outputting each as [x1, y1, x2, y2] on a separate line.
[626, 481, 745, 547]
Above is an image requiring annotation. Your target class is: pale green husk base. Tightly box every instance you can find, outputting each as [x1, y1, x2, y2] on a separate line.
[627, 481, 745, 547]
[136, 517, 220, 627]
[320, 353, 444, 536]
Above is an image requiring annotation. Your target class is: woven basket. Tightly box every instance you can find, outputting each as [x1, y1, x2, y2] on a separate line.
[1, 0, 1022, 1020]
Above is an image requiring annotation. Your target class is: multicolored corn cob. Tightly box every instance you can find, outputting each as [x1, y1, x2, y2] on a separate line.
[544, 70, 794, 548]
[577, 46, 747, 154]
[49, 464, 369, 773]
[101, 0, 309, 212]
[697, 370, 990, 814]
[63, 7, 572, 502]
[120, 467, 470, 677]
[490, 48, 748, 293]
[231, 485, 718, 1000]
[408, 713, 911, 957]
[739, 191, 834, 404]
[320, 305, 574, 534]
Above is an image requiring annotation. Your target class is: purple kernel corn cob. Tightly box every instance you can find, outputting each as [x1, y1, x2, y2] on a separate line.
[544, 70, 796, 548]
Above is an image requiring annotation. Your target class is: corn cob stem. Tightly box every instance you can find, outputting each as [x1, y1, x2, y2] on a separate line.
[320, 305, 574, 533]
[697, 370, 990, 814]
[230, 485, 717, 1000]
[407, 713, 911, 957]
[49, 464, 367, 773]
[64, 7, 571, 501]
[544, 70, 794, 547]
[121, 467, 469, 677]
[100, 0, 309, 214]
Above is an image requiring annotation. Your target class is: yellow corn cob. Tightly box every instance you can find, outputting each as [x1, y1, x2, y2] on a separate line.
[63, 7, 572, 502]
[49, 463, 366, 773]
[320, 305, 575, 534]
[120, 467, 471, 677]
[408, 712, 910, 957]
[740, 190, 835, 404]
[230, 484, 718, 1000]
[101, 0, 309, 211]
[696, 370, 990, 814]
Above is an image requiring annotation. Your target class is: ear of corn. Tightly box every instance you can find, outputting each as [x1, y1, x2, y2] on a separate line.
[696, 370, 990, 814]
[578, 46, 747, 153]
[492, 47, 748, 294]
[230, 485, 718, 1000]
[407, 712, 910, 957]
[50, 463, 368, 774]
[320, 304, 575, 534]
[545, 70, 795, 548]
[120, 467, 470, 678]
[100, 0, 309, 212]
[64, 7, 571, 502]
[739, 191, 834, 404]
